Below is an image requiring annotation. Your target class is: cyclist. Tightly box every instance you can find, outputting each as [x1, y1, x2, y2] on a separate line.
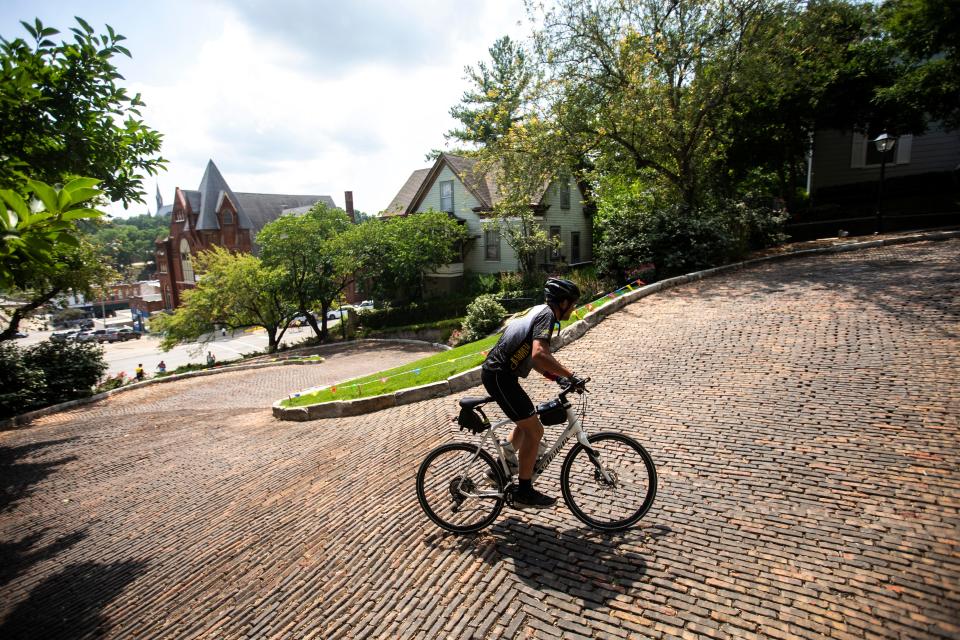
[481, 277, 582, 508]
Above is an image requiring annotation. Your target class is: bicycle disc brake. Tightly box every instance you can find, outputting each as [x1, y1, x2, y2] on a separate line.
[594, 467, 618, 487]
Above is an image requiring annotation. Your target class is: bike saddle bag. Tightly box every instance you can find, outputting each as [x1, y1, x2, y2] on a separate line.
[537, 399, 568, 426]
[457, 407, 489, 433]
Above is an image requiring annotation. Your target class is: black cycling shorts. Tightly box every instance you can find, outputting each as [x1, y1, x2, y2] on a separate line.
[481, 369, 536, 422]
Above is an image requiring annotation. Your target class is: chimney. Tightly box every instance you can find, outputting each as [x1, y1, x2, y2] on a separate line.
[344, 191, 355, 223]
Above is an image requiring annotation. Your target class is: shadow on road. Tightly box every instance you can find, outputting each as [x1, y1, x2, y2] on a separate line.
[427, 517, 672, 609]
[0, 438, 78, 514]
[0, 559, 147, 639]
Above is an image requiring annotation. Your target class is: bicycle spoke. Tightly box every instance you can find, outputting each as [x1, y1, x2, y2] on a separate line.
[417, 443, 505, 533]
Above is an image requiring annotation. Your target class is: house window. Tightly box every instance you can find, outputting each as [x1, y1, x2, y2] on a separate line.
[851, 128, 913, 168]
[560, 174, 571, 210]
[222, 210, 233, 224]
[550, 226, 562, 260]
[485, 229, 501, 261]
[158, 260, 167, 273]
[440, 180, 454, 213]
[571, 231, 581, 263]
[174, 208, 184, 222]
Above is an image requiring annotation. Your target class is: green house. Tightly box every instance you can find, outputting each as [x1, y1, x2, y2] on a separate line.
[383, 153, 592, 292]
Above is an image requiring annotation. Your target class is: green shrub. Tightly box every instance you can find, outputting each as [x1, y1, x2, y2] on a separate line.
[358, 297, 472, 330]
[22, 340, 108, 406]
[464, 272, 499, 295]
[459, 294, 508, 345]
[0, 343, 45, 419]
[595, 180, 787, 280]
[0, 340, 106, 419]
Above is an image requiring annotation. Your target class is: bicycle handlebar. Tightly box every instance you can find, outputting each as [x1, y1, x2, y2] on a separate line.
[558, 375, 590, 402]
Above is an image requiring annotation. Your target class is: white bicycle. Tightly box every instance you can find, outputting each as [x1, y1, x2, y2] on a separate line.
[416, 377, 658, 533]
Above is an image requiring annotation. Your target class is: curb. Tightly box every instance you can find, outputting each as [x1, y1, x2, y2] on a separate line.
[273, 229, 960, 422]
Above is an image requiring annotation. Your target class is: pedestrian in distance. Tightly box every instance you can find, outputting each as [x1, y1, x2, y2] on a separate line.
[135, 363, 145, 382]
[157, 360, 166, 374]
[206, 352, 216, 366]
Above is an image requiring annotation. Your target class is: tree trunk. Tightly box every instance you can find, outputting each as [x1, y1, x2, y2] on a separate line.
[266, 327, 278, 353]
[304, 310, 323, 338]
[0, 287, 61, 341]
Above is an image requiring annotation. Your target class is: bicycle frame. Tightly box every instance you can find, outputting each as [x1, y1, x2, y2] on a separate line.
[453, 390, 614, 502]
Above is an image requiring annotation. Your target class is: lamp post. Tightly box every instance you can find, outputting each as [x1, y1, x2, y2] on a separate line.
[871, 132, 897, 234]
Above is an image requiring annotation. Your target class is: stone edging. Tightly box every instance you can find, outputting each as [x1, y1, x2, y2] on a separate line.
[273, 229, 960, 422]
[0, 338, 448, 431]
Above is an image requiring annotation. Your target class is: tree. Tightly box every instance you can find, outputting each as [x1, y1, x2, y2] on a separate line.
[445, 35, 536, 151]
[0, 177, 113, 340]
[877, 0, 960, 131]
[257, 204, 354, 340]
[152, 247, 297, 354]
[0, 17, 165, 207]
[342, 211, 469, 303]
[532, 0, 783, 207]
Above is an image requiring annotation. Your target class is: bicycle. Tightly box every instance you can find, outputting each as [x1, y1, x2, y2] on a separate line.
[416, 377, 658, 534]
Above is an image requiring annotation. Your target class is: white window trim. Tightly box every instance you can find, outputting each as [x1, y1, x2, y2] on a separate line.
[484, 229, 500, 261]
[440, 180, 454, 213]
[851, 132, 913, 168]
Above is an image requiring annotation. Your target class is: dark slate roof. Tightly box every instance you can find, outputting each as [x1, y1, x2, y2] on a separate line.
[384, 168, 430, 216]
[235, 193, 336, 246]
[195, 160, 250, 231]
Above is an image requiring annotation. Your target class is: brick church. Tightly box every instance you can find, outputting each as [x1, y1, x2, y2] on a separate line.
[155, 160, 345, 309]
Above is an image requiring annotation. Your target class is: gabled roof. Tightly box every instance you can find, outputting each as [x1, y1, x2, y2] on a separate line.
[235, 193, 336, 241]
[195, 160, 251, 230]
[383, 168, 431, 216]
[401, 153, 552, 215]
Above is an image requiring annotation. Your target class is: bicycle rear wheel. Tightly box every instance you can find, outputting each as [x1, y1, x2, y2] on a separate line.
[416, 442, 506, 534]
[560, 432, 657, 531]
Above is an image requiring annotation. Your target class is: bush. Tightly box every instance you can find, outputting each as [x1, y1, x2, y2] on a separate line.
[0, 340, 107, 419]
[595, 180, 788, 280]
[464, 272, 499, 296]
[358, 297, 472, 330]
[23, 340, 108, 406]
[458, 294, 508, 345]
[0, 343, 45, 419]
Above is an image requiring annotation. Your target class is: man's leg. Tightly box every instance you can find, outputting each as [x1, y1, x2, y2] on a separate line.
[511, 415, 543, 479]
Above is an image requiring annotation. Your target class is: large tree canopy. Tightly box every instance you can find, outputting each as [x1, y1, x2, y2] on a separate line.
[0, 17, 165, 206]
[257, 204, 354, 339]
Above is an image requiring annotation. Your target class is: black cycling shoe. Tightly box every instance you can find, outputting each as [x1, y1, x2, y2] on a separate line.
[512, 487, 557, 509]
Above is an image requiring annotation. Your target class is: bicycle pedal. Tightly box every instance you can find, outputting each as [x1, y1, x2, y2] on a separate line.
[502, 484, 517, 507]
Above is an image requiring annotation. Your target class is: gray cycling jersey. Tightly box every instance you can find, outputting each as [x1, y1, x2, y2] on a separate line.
[482, 304, 558, 377]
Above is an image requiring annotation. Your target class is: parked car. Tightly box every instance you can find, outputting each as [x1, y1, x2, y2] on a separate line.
[326, 306, 354, 320]
[357, 300, 375, 311]
[117, 328, 142, 340]
[96, 328, 123, 343]
[13, 331, 28, 339]
[51, 330, 79, 342]
[74, 331, 97, 342]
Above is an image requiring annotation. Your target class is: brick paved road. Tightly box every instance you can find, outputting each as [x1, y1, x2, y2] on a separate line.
[2, 240, 958, 640]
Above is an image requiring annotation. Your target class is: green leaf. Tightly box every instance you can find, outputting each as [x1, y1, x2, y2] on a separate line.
[20, 20, 38, 39]
[26, 179, 60, 213]
[75, 16, 93, 34]
[64, 188, 103, 207]
[60, 209, 102, 221]
[0, 189, 29, 223]
[63, 177, 101, 192]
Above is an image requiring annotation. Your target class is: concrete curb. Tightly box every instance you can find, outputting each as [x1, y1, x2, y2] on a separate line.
[273, 229, 959, 422]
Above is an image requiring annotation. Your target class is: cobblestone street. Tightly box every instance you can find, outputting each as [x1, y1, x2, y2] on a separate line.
[1, 240, 958, 639]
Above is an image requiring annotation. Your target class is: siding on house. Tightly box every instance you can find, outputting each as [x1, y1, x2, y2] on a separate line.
[408, 159, 594, 275]
[811, 126, 960, 191]
[413, 165, 521, 274]
[541, 177, 592, 265]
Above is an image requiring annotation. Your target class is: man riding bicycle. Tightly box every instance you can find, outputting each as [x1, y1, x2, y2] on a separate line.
[481, 278, 583, 508]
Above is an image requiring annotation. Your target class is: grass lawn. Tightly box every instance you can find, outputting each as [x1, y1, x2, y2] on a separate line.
[281, 287, 631, 408]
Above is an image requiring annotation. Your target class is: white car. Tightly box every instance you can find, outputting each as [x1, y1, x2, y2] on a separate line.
[326, 306, 354, 320]
[357, 300, 375, 311]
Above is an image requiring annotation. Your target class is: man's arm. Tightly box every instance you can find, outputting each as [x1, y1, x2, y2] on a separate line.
[531, 339, 573, 380]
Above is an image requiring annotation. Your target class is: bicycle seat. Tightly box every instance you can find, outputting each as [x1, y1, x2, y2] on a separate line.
[458, 396, 493, 409]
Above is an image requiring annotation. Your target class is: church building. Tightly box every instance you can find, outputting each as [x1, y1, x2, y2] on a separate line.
[156, 160, 340, 309]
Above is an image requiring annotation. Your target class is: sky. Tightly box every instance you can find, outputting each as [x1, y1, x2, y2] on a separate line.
[1, 0, 533, 217]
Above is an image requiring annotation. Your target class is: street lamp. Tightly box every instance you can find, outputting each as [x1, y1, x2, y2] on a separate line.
[871, 132, 897, 234]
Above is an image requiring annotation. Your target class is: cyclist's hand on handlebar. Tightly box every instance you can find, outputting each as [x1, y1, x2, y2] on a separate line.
[558, 375, 590, 393]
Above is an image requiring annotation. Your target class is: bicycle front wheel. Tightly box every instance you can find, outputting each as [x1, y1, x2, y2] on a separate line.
[416, 442, 506, 534]
[560, 432, 657, 531]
